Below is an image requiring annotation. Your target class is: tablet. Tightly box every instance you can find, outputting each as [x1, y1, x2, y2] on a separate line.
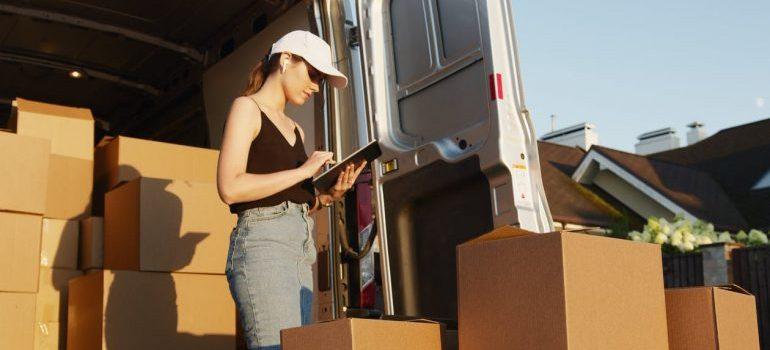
[312, 140, 382, 192]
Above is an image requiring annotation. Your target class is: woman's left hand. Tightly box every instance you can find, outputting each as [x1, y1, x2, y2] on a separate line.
[326, 160, 368, 201]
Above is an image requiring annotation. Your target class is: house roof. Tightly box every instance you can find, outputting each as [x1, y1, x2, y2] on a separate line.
[588, 145, 748, 230]
[651, 118, 770, 228]
[653, 118, 770, 166]
[537, 141, 628, 227]
[539, 118, 770, 231]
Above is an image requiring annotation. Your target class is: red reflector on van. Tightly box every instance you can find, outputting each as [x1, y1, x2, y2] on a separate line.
[489, 73, 503, 100]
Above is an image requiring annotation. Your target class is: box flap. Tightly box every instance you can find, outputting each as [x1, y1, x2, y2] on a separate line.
[668, 284, 753, 296]
[328, 316, 441, 325]
[460, 225, 534, 246]
[96, 135, 115, 148]
[460, 226, 594, 246]
[716, 284, 752, 296]
[379, 316, 441, 325]
[712, 285, 761, 350]
[14, 98, 93, 121]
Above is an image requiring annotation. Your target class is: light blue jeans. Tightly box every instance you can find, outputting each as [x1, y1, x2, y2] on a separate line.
[226, 201, 317, 350]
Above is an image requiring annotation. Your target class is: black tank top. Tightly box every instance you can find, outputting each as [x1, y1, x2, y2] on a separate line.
[229, 108, 315, 214]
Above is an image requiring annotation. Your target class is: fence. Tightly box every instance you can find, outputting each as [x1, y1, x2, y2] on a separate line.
[732, 246, 770, 350]
[662, 252, 703, 288]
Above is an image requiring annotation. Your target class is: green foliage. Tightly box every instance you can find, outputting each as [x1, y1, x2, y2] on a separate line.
[619, 215, 768, 253]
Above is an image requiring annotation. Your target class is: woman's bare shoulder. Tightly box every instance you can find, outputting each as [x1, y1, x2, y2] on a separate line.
[226, 96, 262, 138]
[232, 96, 261, 113]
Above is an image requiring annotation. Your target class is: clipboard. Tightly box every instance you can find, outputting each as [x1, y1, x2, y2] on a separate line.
[312, 140, 382, 192]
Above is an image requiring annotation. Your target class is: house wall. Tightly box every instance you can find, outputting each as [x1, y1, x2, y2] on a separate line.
[593, 170, 674, 219]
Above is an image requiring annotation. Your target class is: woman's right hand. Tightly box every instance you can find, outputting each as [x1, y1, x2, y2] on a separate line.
[300, 151, 335, 178]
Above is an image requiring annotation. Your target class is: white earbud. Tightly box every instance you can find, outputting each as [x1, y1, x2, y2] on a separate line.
[281, 62, 287, 74]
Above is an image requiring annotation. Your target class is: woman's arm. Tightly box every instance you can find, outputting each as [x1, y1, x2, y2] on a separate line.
[307, 162, 368, 215]
[217, 97, 320, 205]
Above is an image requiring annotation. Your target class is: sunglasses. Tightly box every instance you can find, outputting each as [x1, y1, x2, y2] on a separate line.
[303, 59, 326, 84]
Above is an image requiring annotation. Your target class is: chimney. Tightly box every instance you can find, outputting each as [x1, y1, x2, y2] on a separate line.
[686, 121, 707, 145]
[541, 123, 598, 150]
[635, 127, 680, 155]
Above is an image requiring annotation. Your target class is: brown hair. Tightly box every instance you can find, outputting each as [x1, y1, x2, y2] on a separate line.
[243, 53, 279, 96]
[242, 53, 305, 96]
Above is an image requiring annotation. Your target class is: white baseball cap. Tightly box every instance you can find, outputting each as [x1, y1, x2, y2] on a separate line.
[269, 30, 348, 88]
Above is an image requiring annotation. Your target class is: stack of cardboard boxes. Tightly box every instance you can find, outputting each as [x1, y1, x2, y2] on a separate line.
[0, 98, 238, 350]
[281, 226, 761, 350]
[1, 98, 91, 349]
[66, 132, 238, 349]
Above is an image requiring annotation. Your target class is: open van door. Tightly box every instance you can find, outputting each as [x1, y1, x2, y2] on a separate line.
[310, 0, 554, 321]
[353, 0, 553, 321]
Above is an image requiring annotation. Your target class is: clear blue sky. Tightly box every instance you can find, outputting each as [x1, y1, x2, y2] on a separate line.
[511, 0, 770, 151]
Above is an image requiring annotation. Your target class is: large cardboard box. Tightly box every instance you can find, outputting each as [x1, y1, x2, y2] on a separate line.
[0, 131, 50, 214]
[104, 177, 235, 273]
[281, 318, 443, 350]
[0, 292, 36, 349]
[67, 270, 236, 350]
[93, 136, 218, 214]
[11, 98, 94, 160]
[457, 226, 669, 350]
[0, 212, 43, 293]
[79, 217, 104, 270]
[36, 267, 83, 324]
[11, 98, 94, 219]
[46, 154, 93, 219]
[665, 285, 760, 350]
[34, 322, 60, 350]
[40, 218, 79, 269]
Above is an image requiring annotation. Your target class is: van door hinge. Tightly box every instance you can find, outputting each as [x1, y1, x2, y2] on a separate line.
[347, 25, 360, 48]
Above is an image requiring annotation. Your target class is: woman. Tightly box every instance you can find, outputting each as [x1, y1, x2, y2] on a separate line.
[217, 30, 367, 349]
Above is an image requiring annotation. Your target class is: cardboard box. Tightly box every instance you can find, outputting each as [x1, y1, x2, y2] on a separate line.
[93, 136, 218, 214]
[0, 131, 50, 215]
[104, 177, 235, 273]
[9, 98, 94, 219]
[11, 99, 94, 219]
[40, 218, 79, 269]
[79, 217, 104, 270]
[11, 98, 94, 160]
[0, 292, 36, 350]
[457, 226, 669, 350]
[36, 267, 83, 323]
[0, 212, 43, 293]
[281, 318, 443, 350]
[665, 285, 760, 350]
[34, 322, 61, 350]
[67, 270, 236, 350]
[45, 154, 93, 219]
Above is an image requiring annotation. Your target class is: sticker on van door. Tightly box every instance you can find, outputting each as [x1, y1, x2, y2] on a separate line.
[512, 164, 532, 208]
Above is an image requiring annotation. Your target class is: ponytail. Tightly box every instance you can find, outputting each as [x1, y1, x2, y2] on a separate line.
[243, 53, 280, 96]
